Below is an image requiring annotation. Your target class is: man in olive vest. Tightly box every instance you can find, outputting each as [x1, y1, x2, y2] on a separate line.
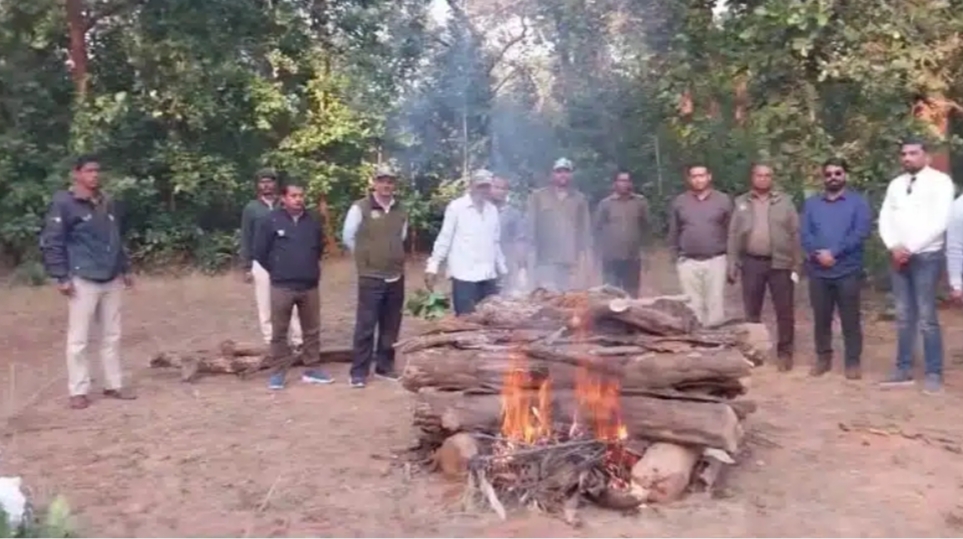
[342, 165, 408, 388]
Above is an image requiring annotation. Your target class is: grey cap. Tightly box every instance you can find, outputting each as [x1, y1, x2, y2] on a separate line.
[374, 164, 397, 179]
[255, 167, 278, 180]
[552, 157, 573, 171]
[470, 168, 494, 186]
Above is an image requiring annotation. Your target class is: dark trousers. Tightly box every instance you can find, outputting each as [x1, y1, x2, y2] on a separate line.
[601, 259, 642, 298]
[809, 273, 863, 368]
[270, 285, 321, 376]
[451, 278, 499, 316]
[350, 276, 405, 380]
[740, 255, 794, 357]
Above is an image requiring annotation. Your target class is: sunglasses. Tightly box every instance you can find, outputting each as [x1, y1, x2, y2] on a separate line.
[824, 170, 845, 179]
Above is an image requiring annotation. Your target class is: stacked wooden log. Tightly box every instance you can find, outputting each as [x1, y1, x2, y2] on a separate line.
[399, 286, 771, 504]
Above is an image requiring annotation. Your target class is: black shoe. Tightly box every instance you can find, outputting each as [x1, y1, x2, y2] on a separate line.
[350, 376, 367, 388]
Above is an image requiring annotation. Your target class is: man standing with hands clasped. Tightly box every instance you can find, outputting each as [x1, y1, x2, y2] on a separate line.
[801, 158, 872, 380]
[253, 182, 331, 390]
[240, 168, 302, 348]
[727, 163, 802, 372]
[879, 139, 955, 394]
[425, 169, 507, 315]
[342, 165, 408, 388]
[40, 155, 136, 409]
[593, 169, 650, 298]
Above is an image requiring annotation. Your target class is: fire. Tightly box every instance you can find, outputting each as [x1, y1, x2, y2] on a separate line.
[575, 363, 627, 442]
[500, 353, 552, 444]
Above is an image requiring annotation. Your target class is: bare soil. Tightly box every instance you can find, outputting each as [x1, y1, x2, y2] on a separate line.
[1, 251, 962, 537]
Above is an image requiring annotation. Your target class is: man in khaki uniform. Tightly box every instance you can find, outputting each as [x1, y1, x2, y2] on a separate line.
[594, 169, 649, 297]
[526, 158, 592, 292]
[727, 163, 803, 371]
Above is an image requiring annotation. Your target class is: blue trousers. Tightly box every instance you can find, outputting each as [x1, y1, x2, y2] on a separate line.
[890, 251, 944, 376]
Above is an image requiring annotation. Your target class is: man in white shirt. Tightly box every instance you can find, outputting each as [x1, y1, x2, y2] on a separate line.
[425, 169, 508, 315]
[878, 139, 955, 394]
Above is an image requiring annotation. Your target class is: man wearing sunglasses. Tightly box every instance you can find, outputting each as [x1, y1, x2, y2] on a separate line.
[878, 139, 955, 394]
[800, 158, 872, 380]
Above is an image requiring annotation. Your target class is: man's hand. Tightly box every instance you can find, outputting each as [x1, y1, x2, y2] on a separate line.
[56, 280, 74, 297]
[815, 250, 835, 267]
[726, 268, 739, 285]
[890, 246, 911, 270]
[424, 272, 437, 292]
[123, 274, 134, 289]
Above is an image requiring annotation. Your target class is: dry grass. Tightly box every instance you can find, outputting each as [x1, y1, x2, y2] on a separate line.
[1, 254, 962, 537]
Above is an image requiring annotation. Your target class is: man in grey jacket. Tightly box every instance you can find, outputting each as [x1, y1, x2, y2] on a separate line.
[40, 155, 135, 409]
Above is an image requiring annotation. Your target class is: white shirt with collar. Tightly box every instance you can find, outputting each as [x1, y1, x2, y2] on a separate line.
[426, 193, 507, 282]
[878, 165, 956, 254]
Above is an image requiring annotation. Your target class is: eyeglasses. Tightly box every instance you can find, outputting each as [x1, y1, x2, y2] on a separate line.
[907, 175, 917, 195]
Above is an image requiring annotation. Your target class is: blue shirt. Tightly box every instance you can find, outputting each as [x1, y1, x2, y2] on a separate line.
[800, 189, 872, 279]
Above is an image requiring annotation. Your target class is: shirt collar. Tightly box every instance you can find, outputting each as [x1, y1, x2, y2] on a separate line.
[369, 193, 395, 211]
[690, 189, 713, 201]
[822, 189, 846, 201]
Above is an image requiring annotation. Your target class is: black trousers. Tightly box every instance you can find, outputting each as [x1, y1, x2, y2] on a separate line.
[350, 276, 405, 380]
[451, 278, 499, 316]
[741, 255, 795, 358]
[808, 272, 863, 367]
[602, 259, 642, 298]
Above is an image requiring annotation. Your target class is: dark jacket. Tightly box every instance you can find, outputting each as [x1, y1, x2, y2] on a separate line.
[727, 190, 803, 273]
[40, 189, 129, 283]
[253, 208, 325, 290]
[239, 198, 276, 270]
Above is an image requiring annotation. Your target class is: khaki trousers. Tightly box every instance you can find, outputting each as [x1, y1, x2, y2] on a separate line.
[66, 277, 124, 396]
[677, 255, 728, 327]
[252, 261, 302, 346]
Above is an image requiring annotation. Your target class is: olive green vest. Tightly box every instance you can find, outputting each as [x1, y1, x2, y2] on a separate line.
[353, 196, 407, 278]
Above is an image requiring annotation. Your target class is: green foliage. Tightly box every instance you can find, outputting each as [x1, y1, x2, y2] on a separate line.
[0, 495, 75, 538]
[405, 289, 450, 320]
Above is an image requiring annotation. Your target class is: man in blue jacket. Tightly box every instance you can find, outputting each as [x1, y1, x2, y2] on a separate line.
[800, 158, 872, 380]
[40, 155, 135, 409]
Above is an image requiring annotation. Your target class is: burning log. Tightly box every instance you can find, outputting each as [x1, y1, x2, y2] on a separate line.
[401, 290, 766, 518]
[413, 390, 743, 453]
[149, 340, 353, 382]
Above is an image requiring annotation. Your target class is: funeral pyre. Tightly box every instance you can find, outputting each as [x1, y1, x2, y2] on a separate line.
[397, 286, 771, 521]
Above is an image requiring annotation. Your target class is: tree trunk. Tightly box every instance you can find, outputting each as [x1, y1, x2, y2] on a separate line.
[66, 0, 89, 97]
[413, 390, 744, 453]
[630, 442, 701, 503]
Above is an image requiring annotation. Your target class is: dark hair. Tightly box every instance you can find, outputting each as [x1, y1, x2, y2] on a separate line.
[900, 137, 928, 151]
[73, 154, 99, 171]
[685, 163, 709, 174]
[281, 182, 304, 196]
[750, 162, 772, 173]
[822, 157, 849, 172]
[613, 169, 631, 180]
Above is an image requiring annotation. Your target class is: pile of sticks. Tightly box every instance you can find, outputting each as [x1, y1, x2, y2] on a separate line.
[398, 286, 771, 515]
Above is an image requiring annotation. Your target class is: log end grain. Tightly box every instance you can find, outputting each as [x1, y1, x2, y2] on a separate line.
[434, 433, 479, 480]
[630, 442, 701, 503]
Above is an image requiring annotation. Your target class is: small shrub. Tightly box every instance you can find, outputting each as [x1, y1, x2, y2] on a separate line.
[0, 495, 76, 538]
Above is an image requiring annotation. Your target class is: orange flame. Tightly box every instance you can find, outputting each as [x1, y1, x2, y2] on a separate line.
[575, 363, 627, 442]
[500, 353, 552, 444]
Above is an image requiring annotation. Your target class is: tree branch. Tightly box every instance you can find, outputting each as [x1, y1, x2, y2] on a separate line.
[486, 19, 529, 76]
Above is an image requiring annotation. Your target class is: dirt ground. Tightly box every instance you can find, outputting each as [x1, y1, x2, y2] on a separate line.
[1, 251, 962, 537]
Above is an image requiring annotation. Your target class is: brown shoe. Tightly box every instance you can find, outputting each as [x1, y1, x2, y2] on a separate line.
[844, 366, 862, 380]
[776, 354, 794, 372]
[103, 388, 137, 400]
[69, 395, 89, 409]
[809, 356, 831, 377]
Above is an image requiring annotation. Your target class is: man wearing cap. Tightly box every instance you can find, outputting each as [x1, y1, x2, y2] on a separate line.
[240, 168, 302, 347]
[426, 169, 507, 315]
[342, 165, 409, 388]
[526, 158, 592, 292]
